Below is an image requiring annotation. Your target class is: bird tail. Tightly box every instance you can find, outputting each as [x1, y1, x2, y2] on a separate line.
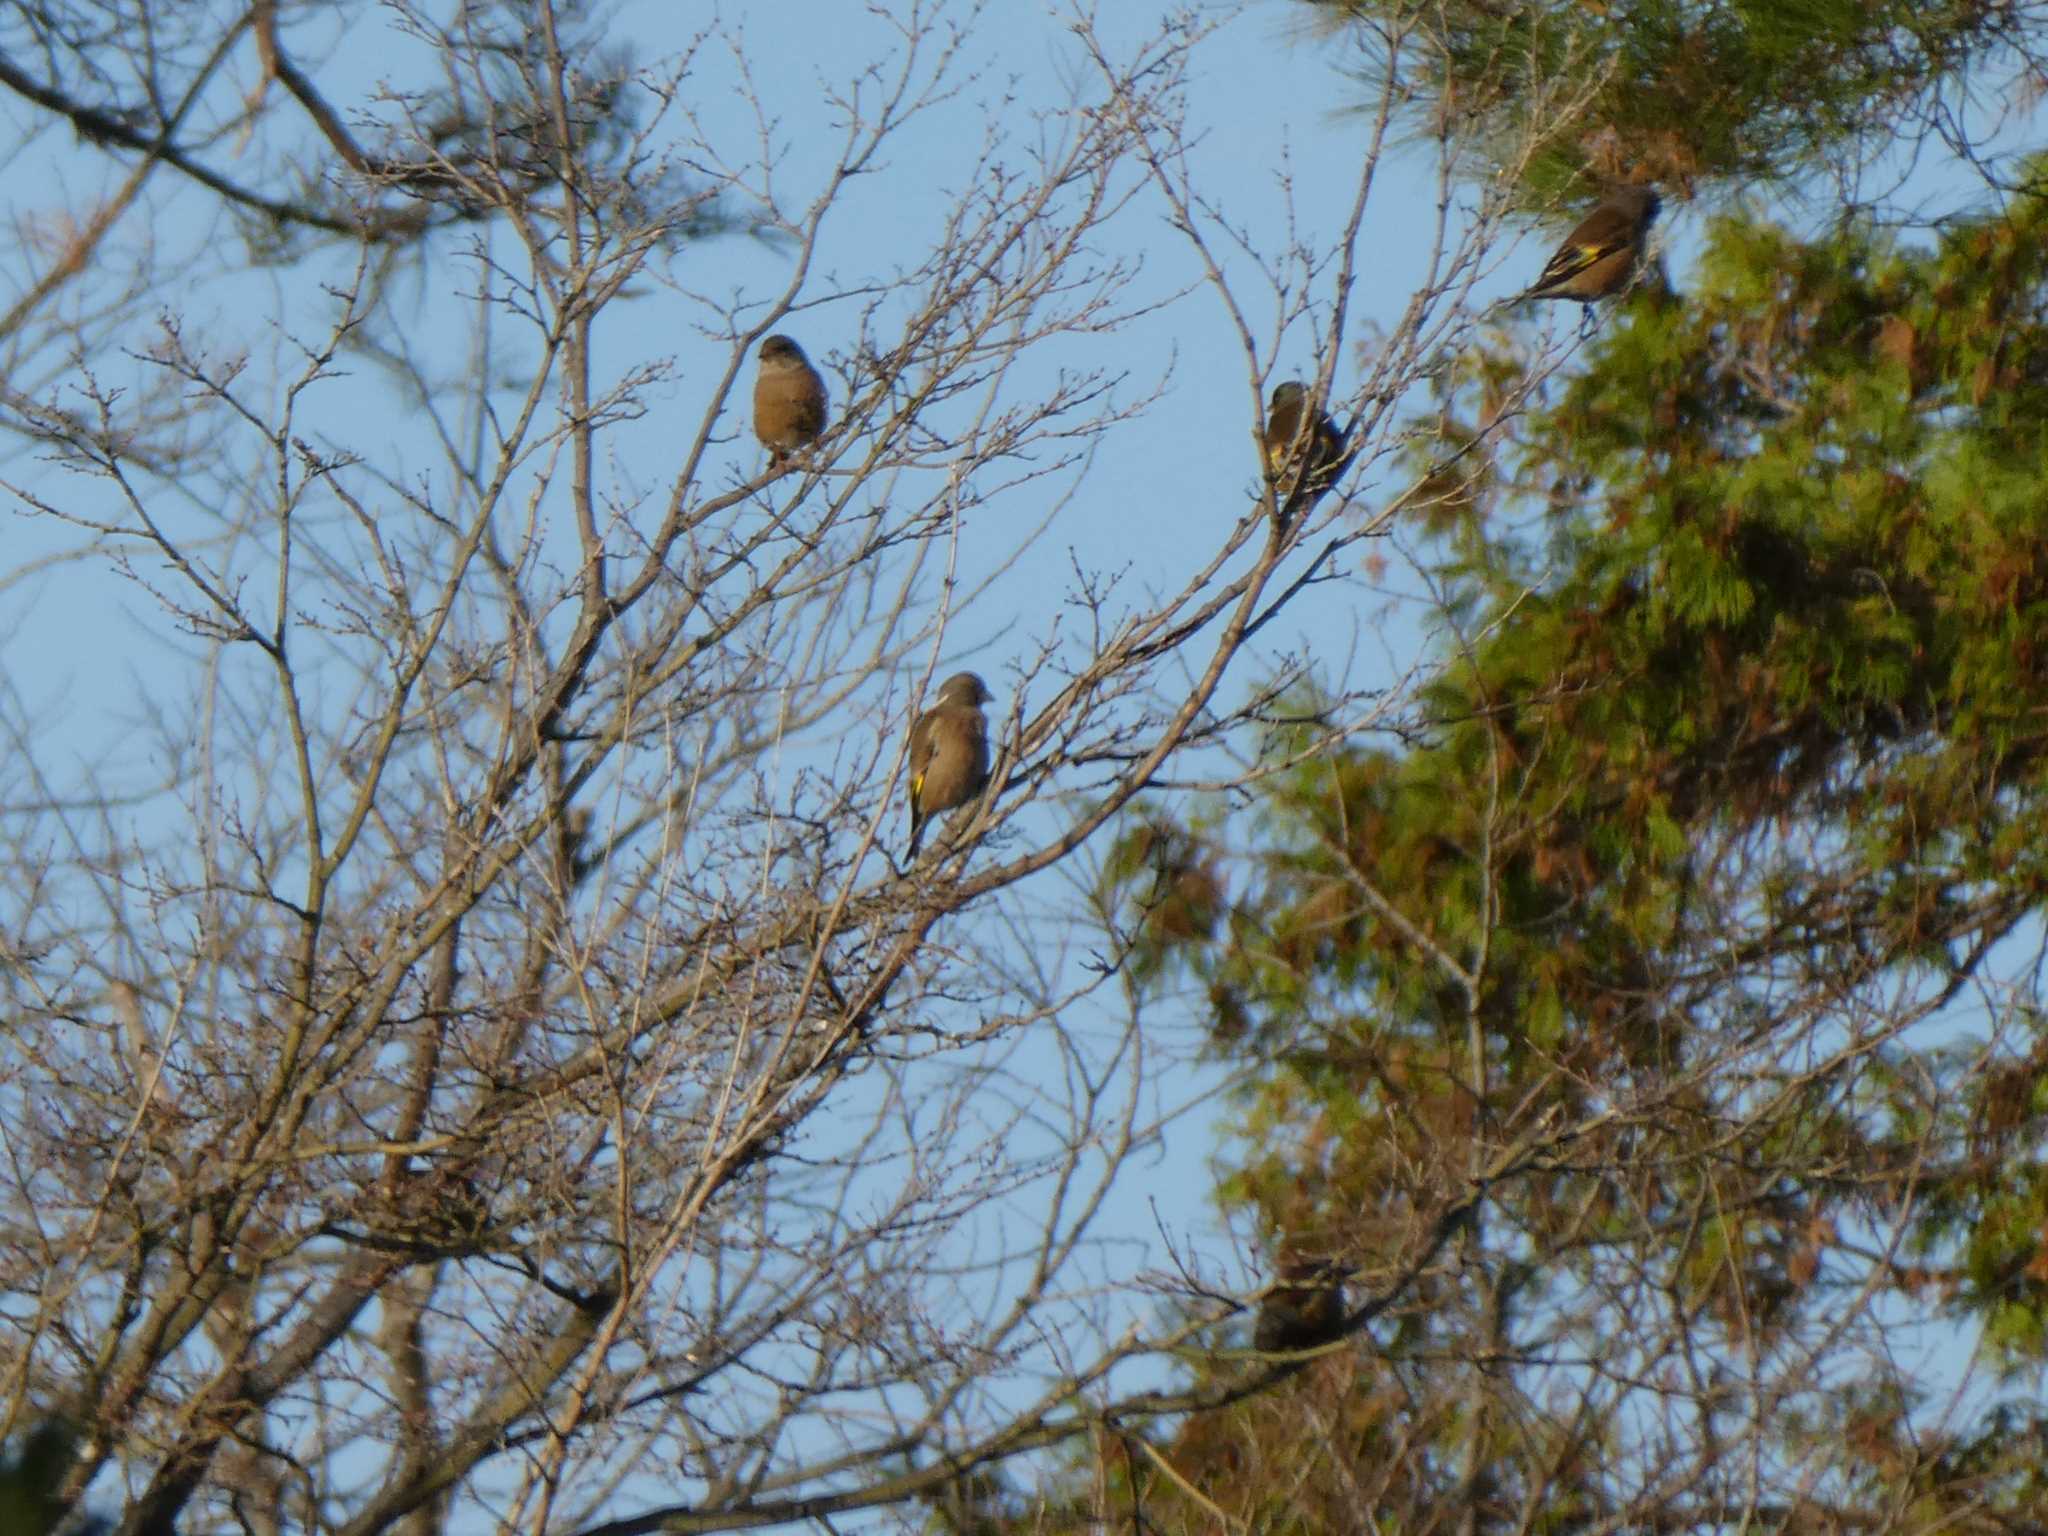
[906, 812, 925, 860]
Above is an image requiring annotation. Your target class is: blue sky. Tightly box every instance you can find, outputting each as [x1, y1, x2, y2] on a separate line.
[0, 0, 1809, 1527]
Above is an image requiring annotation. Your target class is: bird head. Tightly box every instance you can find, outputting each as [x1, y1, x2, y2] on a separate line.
[1618, 185, 1662, 227]
[935, 672, 990, 707]
[759, 334, 808, 365]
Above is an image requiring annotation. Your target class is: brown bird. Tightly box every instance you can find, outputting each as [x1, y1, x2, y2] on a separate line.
[1253, 1257, 1346, 1354]
[905, 671, 992, 859]
[1260, 380, 1351, 510]
[753, 334, 828, 467]
[1516, 185, 1661, 306]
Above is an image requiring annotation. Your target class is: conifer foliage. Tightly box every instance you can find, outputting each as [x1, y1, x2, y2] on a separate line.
[1101, 182, 2048, 1535]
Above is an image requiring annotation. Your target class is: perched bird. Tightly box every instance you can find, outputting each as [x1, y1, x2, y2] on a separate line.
[1260, 380, 1351, 510]
[753, 334, 828, 467]
[905, 671, 992, 859]
[1515, 185, 1661, 306]
[1253, 1256, 1346, 1354]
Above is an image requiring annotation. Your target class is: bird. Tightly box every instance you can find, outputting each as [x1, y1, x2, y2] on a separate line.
[1253, 1256, 1346, 1354]
[1514, 185, 1661, 307]
[905, 671, 992, 860]
[753, 334, 828, 468]
[1260, 380, 1351, 510]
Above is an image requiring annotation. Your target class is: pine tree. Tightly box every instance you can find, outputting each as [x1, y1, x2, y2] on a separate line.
[1097, 167, 2048, 1536]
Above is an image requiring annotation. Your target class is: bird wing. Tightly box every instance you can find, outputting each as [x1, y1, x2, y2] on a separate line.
[1528, 205, 1637, 293]
[1310, 414, 1348, 475]
[907, 712, 938, 809]
[795, 367, 828, 437]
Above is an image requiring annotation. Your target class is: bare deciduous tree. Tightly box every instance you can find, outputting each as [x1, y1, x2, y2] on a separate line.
[0, 2, 1561, 1532]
